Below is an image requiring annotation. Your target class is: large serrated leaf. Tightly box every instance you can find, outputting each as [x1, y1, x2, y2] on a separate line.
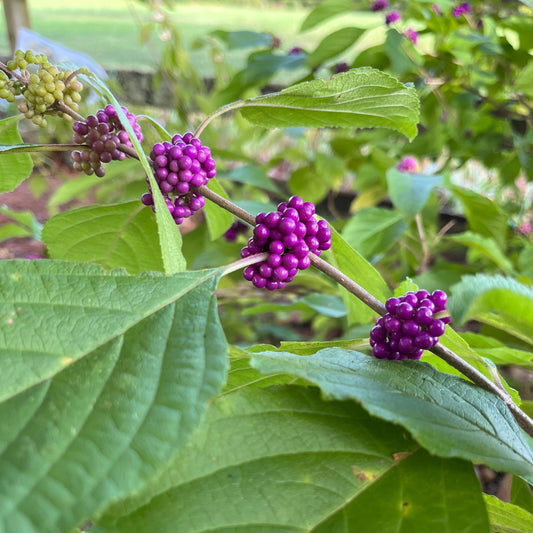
[250, 348, 533, 483]
[449, 274, 533, 345]
[239, 68, 420, 140]
[0, 117, 33, 193]
[0, 260, 221, 402]
[42, 201, 164, 274]
[0, 261, 227, 533]
[92, 387, 488, 533]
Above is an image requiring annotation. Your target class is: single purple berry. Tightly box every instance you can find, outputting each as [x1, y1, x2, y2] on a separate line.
[385, 11, 401, 25]
[371, 0, 389, 11]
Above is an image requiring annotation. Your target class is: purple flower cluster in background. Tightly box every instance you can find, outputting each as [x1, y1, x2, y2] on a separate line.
[404, 28, 418, 45]
[396, 156, 418, 173]
[370, 0, 389, 11]
[452, 2, 471, 17]
[385, 10, 401, 25]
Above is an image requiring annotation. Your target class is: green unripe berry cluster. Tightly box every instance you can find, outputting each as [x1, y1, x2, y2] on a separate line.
[1, 50, 83, 127]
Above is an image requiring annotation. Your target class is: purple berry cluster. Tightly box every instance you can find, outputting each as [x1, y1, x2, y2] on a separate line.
[370, 289, 449, 361]
[71, 105, 143, 177]
[241, 196, 332, 291]
[141, 132, 216, 225]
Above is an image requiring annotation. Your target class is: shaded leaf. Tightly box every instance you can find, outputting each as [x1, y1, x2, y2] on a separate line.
[251, 348, 533, 483]
[92, 386, 488, 533]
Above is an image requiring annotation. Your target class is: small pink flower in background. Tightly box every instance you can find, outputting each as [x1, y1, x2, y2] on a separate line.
[385, 11, 401, 25]
[517, 221, 532, 235]
[396, 156, 418, 173]
[371, 0, 389, 11]
[288, 47, 303, 55]
[452, 2, 471, 17]
[432, 4, 442, 15]
[404, 28, 418, 45]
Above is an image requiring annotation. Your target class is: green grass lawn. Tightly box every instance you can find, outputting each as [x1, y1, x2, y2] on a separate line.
[0, 0, 382, 75]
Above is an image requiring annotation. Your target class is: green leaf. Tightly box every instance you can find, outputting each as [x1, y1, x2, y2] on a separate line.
[80, 72, 185, 274]
[515, 62, 533, 96]
[327, 224, 391, 324]
[298, 293, 347, 318]
[251, 349, 533, 483]
[136, 115, 172, 141]
[289, 164, 330, 204]
[449, 274, 533, 345]
[386, 168, 443, 218]
[42, 201, 164, 274]
[0, 117, 33, 193]
[91, 387, 488, 533]
[0, 222, 31, 241]
[300, 0, 357, 32]
[0, 261, 227, 532]
[0, 206, 41, 237]
[484, 495, 533, 533]
[341, 206, 408, 261]
[461, 332, 533, 369]
[211, 29, 273, 49]
[307, 27, 365, 69]
[203, 178, 235, 241]
[395, 277, 419, 296]
[447, 231, 514, 273]
[451, 186, 509, 249]
[240, 68, 420, 140]
[47, 159, 137, 211]
[511, 476, 533, 514]
[0, 259, 222, 402]
[221, 165, 282, 194]
[427, 328, 522, 405]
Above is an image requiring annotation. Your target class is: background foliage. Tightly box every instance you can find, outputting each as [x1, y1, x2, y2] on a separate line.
[1, 0, 533, 532]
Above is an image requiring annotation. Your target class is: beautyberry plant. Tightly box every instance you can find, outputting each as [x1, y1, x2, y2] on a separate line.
[1, 40, 532, 533]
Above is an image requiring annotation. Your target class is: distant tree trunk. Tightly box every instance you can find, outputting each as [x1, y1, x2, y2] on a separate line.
[2, 0, 31, 54]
